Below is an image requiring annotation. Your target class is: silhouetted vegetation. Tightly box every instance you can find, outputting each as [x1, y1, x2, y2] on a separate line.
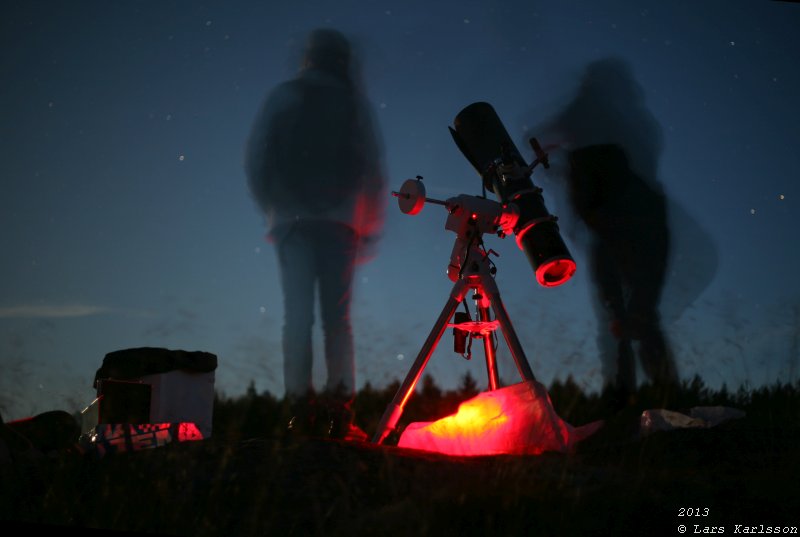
[2, 376, 799, 536]
[210, 373, 800, 442]
[211, 372, 488, 443]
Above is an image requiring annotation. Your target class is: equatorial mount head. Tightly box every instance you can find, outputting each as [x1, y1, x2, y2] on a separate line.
[393, 177, 519, 281]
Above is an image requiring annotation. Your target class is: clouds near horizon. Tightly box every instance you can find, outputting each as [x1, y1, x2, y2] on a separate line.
[0, 304, 114, 319]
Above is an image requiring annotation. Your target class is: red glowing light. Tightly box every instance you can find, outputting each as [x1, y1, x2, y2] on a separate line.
[536, 258, 577, 287]
[447, 319, 500, 336]
[513, 221, 576, 287]
[352, 190, 387, 264]
[397, 381, 602, 456]
[426, 396, 508, 440]
[177, 422, 204, 442]
[88, 422, 205, 456]
[514, 221, 539, 251]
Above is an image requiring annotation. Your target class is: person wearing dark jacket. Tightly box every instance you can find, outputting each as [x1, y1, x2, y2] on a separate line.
[542, 58, 678, 406]
[245, 28, 386, 438]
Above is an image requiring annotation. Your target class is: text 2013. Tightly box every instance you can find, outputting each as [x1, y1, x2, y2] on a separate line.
[679, 508, 711, 517]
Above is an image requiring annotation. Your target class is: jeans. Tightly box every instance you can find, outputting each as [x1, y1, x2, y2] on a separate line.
[590, 232, 678, 391]
[275, 220, 357, 401]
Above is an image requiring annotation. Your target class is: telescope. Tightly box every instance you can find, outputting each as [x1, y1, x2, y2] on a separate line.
[372, 103, 576, 445]
[449, 102, 575, 287]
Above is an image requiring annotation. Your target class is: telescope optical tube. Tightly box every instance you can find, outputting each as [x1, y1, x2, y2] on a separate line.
[450, 102, 576, 287]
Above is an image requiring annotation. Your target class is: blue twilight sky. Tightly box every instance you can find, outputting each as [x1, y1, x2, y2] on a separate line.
[1, 0, 799, 419]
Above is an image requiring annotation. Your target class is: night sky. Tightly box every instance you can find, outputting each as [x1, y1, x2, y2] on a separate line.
[2, 0, 798, 420]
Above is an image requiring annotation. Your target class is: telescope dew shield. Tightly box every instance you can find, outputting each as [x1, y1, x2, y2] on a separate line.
[450, 102, 576, 287]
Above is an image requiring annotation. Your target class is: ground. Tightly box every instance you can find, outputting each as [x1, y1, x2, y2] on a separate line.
[1, 380, 798, 536]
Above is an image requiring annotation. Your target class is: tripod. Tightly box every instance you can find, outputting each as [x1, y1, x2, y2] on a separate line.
[371, 238, 537, 445]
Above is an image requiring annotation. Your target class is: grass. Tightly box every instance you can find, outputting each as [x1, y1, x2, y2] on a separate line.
[1, 375, 799, 536]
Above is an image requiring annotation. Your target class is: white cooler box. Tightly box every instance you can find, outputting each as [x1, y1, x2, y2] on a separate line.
[81, 347, 217, 440]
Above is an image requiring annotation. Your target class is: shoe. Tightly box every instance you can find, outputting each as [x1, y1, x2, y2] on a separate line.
[285, 397, 341, 438]
[323, 403, 351, 439]
[284, 397, 318, 437]
[342, 423, 368, 442]
[286, 414, 312, 435]
[322, 402, 368, 442]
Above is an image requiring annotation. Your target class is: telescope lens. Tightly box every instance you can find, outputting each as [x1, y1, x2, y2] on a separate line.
[537, 259, 577, 287]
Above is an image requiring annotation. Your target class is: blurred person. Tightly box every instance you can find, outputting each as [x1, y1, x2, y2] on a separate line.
[245, 28, 387, 439]
[540, 58, 678, 406]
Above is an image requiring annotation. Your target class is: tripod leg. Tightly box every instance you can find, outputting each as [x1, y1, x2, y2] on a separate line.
[480, 274, 537, 382]
[371, 281, 468, 445]
[478, 304, 500, 390]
